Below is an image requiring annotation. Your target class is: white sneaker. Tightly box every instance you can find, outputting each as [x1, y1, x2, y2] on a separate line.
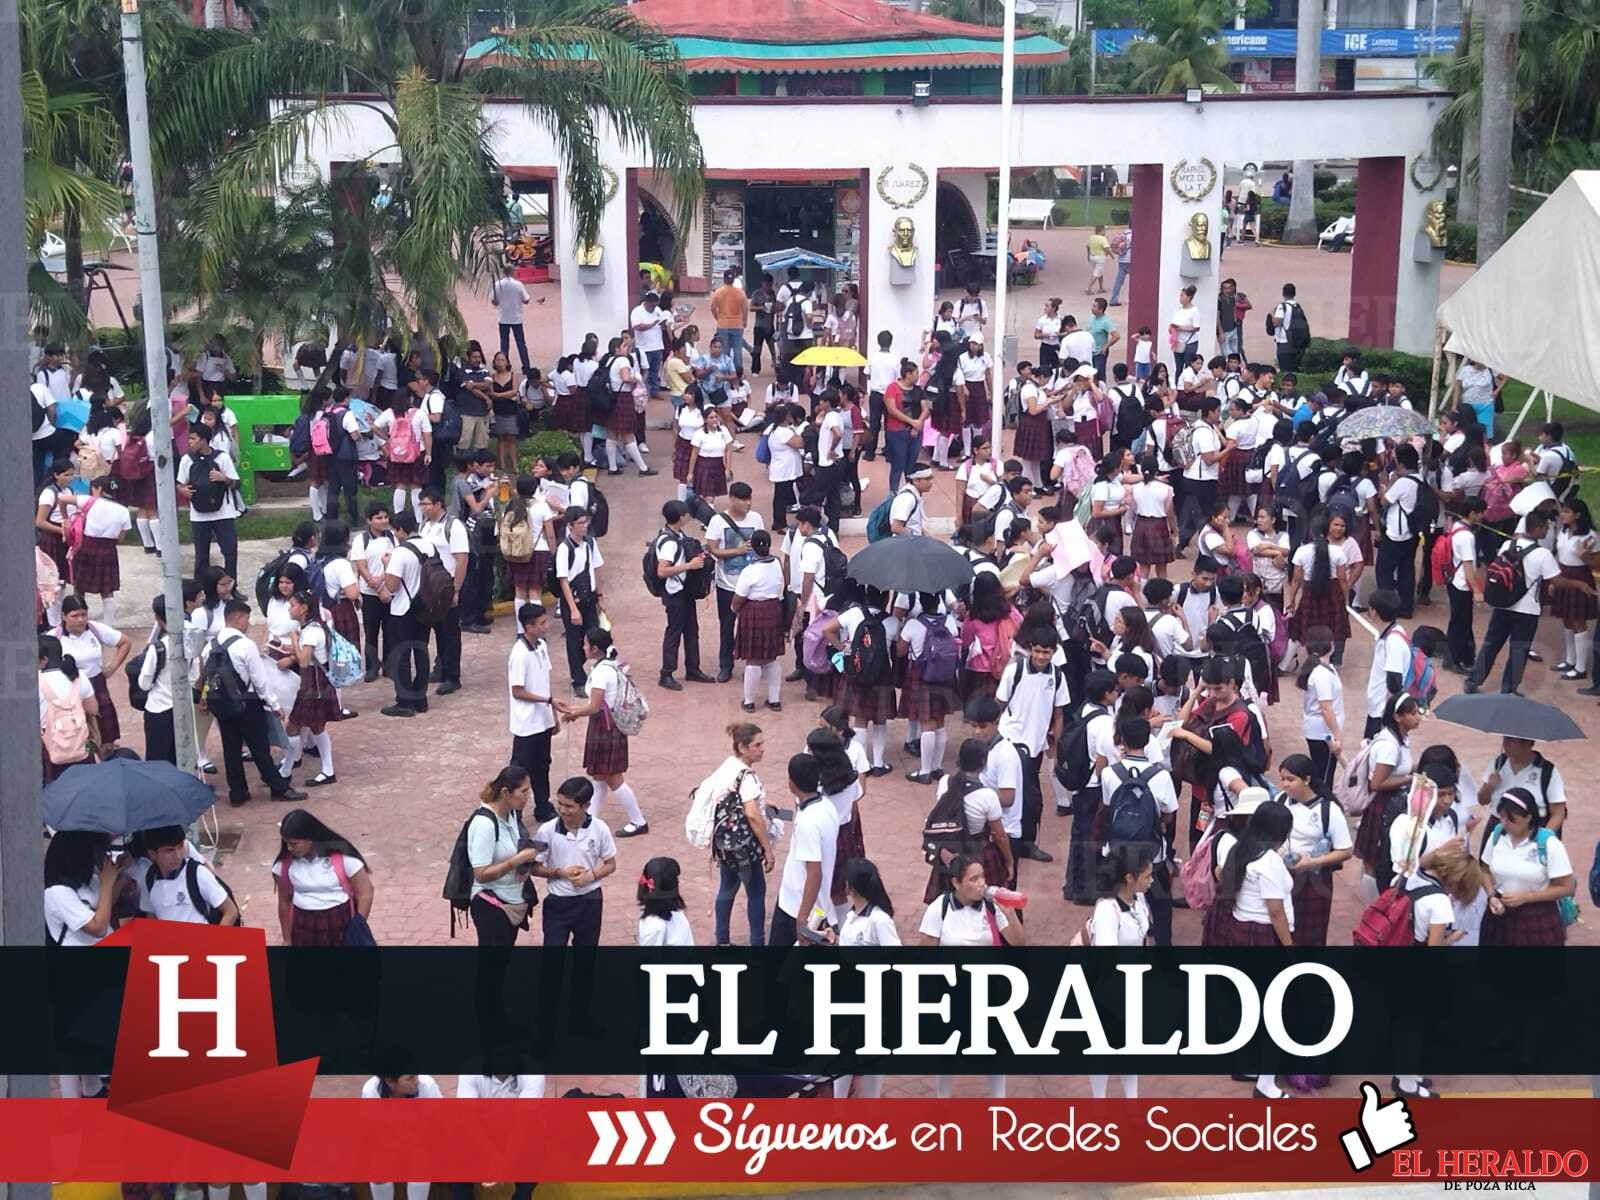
[731, 440, 746, 451]
[859, 478, 871, 493]
[639, 443, 650, 454]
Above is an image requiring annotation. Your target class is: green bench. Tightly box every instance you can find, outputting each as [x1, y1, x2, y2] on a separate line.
[222, 394, 303, 503]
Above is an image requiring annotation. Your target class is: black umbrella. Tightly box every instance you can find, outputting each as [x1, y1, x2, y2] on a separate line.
[1431, 693, 1585, 743]
[846, 535, 974, 595]
[43, 757, 217, 834]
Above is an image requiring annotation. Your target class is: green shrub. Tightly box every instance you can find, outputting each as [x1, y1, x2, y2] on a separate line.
[1298, 338, 1434, 400]
[1445, 219, 1477, 263]
[1255, 198, 1355, 244]
[1110, 206, 1131, 225]
[1313, 169, 1339, 195]
[518, 429, 578, 470]
[1322, 180, 1357, 204]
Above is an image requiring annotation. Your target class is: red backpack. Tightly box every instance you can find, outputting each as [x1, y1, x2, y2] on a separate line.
[114, 435, 153, 482]
[1352, 883, 1441, 947]
[1430, 521, 1469, 585]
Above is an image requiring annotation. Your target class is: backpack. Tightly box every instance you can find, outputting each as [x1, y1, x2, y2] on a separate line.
[289, 414, 313, 456]
[808, 535, 849, 588]
[1431, 522, 1469, 585]
[844, 611, 891, 688]
[1069, 583, 1114, 646]
[1287, 303, 1311, 350]
[685, 768, 730, 850]
[585, 483, 611, 539]
[76, 435, 107, 482]
[387, 408, 421, 463]
[586, 355, 617, 419]
[200, 633, 251, 720]
[710, 777, 763, 865]
[1398, 631, 1437, 706]
[642, 531, 676, 599]
[679, 533, 714, 600]
[1352, 882, 1441, 947]
[604, 663, 650, 735]
[1374, 793, 1451, 891]
[255, 548, 316, 613]
[146, 859, 239, 926]
[39, 676, 90, 765]
[1102, 760, 1164, 846]
[125, 641, 165, 713]
[1332, 737, 1379, 817]
[784, 300, 807, 339]
[1276, 448, 1322, 525]
[1324, 474, 1365, 532]
[1167, 421, 1198, 470]
[1206, 697, 1268, 779]
[326, 627, 364, 688]
[63, 496, 97, 560]
[434, 393, 463, 443]
[1179, 823, 1221, 912]
[802, 608, 839, 674]
[1482, 541, 1535, 609]
[754, 428, 772, 466]
[498, 507, 536, 563]
[913, 614, 960, 685]
[1551, 445, 1580, 500]
[401, 541, 456, 626]
[865, 496, 894, 543]
[1254, 598, 1289, 665]
[185, 452, 229, 513]
[442, 807, 512, 937]
[114, 435, 154, 483]
[1408, 475, 1440, 534]
[1485, 825, 1579, 926]
[921, 774, 983, 877]
[1114, 387, 1147, 441]
[1219, 607, 1271, 694]
[310, 410, 336, 457]
[1055, 702, 1109, 793]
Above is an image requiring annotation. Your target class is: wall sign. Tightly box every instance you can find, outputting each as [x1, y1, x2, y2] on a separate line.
[875, 163, 930, 210]
[1168, 158, 1218, 202]
[598, 164, 620, 205]
[1409, 154, 1445, 192]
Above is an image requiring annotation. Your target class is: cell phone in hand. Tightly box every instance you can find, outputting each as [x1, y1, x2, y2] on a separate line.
[796, 925, 829, 945]
[767, 806, 795, 822]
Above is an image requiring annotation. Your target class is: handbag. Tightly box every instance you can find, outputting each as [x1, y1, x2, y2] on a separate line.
[342, 911, 378, 946]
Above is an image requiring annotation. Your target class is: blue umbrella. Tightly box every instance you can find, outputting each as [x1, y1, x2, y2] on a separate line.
[43, 757, 217, 834]
[753, 247, 848, 273]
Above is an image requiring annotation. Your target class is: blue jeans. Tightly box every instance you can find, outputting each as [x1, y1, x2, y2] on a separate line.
[883, 429, 916, 493]
[644, 348, 665, 394]
[714, 858, 767, 945]
[1109, 259, 1131, 304]
[716, 328, 745, 373]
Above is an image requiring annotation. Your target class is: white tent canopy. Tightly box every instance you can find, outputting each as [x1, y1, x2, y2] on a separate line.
[1436, 171, 1600, 413]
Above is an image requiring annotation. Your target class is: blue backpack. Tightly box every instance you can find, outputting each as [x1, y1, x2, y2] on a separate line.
[913, 614, 960, 685]
[326, 627, 364, 687]
[865, 497, 893, 543]
[755, 428, 772, 466]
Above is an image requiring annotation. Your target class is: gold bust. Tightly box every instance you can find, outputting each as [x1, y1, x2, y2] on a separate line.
[1423, 200, 1447, 248]
[575, 240, 603, 267]
[889, 215, 917, 267]
[1184, 212, 1212, 261]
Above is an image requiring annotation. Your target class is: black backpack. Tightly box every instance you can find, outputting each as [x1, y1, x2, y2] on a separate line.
[1102, 760, 1165, 847]
[1324, 473, 1364, 531]
[844, 610, 891, 688]
[1402, 473, 1439, 536]
[1287, 303, 1312, 349]
[145, 858, 240, 925]
[401, 540, 456, 626]
[1247, 440, 1273, 474]
[1552, 445, 1580, 500]
[1218, 607, 1271, 694]
[442, 806, 533, 936]
[807, 534, 849, 589]
[642, 530, 677, 599]
[583, 482, 610, 538]
[1277, 448, 1323, 525]
[1114, 386, 1147, 439]
[186, 451, 229, 513]
[586, 355, 617, 418]
[1054, 702, 1109, 793]
[1069, 584, 1113, 646]
[680, 533, 714, 600]
[784, 300, 807, 339]
[125, 641, 165, 713]
[200, 633, 251, 720]
[1482, 541, 1535, 608]
[921, 773, 983, 877]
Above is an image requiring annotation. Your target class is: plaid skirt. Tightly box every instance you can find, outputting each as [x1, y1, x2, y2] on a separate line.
[932, 395, 963, 436]
[735, 597, 786, 662]
[1088, 515, 1124, 557]
[830, 807, 866, 905]
[605, 393, 636, 438]
[386, 456, 426, 486]
[1205, 908, 1282, 947]
[1130, 515, 1175, 565]
[1549, 563, 1598, 622]
[37, 526, 68, 576]
[89, 671, 121, 745]
[329, 596, 361, 648]
[307, 455, 329, 486]
[42, 744, 92, 783]
[960, 491, 978, 526]
[116, 472, 156, 510]
[1014, 412, 1052, 461]
[558, 392, 590, 435]
[584, 711, 630, 776]
[897, 661, 957, 723]
[1290, 867, 1335, 947]
[1257, 476, 1276, 511]
[509, 551, 551, 593]
[692, 455, 728, 499]
[1352, 801, 1385, 872]
[1481, 899, 1566, 946]
[290, 899, 355, 946]
[960, 667, 998, 705]
[289, 662, 342, 728]
[71, 536, 121, 594]
[1290, 583, 1351, 643]
[636, 406, 648, 441]
[672, 436, 695, 483]
[1219, 447, 1251, 497]
[842, 677, 897, 724]
[964, 381, 989, 429]
[1075, 417, 1101, 451]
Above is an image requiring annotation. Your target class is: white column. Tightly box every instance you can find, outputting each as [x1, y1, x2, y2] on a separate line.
[864, 173, 939, 365]
[1155, 157, 1225, 367]
[556, 179, 631, 350]
[1392, 173, 1445, 356]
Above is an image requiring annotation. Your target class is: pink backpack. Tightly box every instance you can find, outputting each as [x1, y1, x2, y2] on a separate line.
[310, 411, 335, 457]
[64, 496, 97, 560]
[40, 676, 90, 765]
[1179, 822, 1220, 912]
[388, 409, 420, 463]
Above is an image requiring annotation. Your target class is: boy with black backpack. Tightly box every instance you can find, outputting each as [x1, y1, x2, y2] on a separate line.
[178, 425, 243, 580]
[1059, 669, 1119, 905]
[1465, 510, 1563, 695]
[135, 825, 241, 925]
[997, 629, 1071, 866]
[1377, 444, 1434, 617]
[648, 500, 714, 691]
[1102, 716, 1179, 944]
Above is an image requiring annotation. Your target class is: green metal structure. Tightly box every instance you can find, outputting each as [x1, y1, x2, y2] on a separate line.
[222, 394, 301, 503]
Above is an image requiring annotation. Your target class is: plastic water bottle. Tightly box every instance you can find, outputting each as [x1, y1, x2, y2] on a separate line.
[985, 886, 1027, 909]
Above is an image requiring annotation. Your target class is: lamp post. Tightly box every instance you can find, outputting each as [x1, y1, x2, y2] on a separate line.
[120, 0, 198, 775]
[990, 0, 1017, 464]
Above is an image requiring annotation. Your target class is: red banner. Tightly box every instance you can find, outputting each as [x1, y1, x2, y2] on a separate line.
[2, 1099, 1595, 1183]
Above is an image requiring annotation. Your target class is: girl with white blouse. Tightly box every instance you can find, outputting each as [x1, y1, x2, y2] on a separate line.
[282, 590, 340, 786]
[638, 856, 696, 946]
[827, 858, 900, 1099]
[272, 809, 373, 945]
[688, 406, 735, 501]
[1276, 753, 1353, 948]
[70, 476, 132, 625]
[1551, 499, 1597, 680]
[1128, 455, 1177, 577]
[1087, 844, 1153, 1100]
[56, 595, 129, 751]
[263, 567, 305, 761]
[1296, 634, 1344, 790]
[1481, 787, 1576, 946]
[554, 627, 649, 836]
[672, 387, 705, 502]
[1246, 506, 1291, 612]
[1354, 694, 1422, 902]
[138, 595, 179, 765]
[44, 831, 118, 1098]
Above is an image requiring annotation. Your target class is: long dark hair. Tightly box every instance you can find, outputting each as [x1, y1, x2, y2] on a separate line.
[44, 830, 110, 890]
[1295, 630, 1334, 691]
[841, 857, 894, 918]
[819, 704, 857, 746]
[969, 571, 1010, 623]
[1114, 604, 1158, 658]
[805, 728, 858, 798]
[1216, 801, 1293, 905]
[1306, 514, 1334, 592]
[274, 809, 366, 871]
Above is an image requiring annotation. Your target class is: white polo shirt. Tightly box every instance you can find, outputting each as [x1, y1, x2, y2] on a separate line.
[508, 635, 555, 736]
[995, 660, 1070, 757]
[775, 794, 839, 920]
[888, 485, 925, 536]
[919, 894, 1010, 946]
[535, 814, 618, 898]
[139, 860, 229, 924]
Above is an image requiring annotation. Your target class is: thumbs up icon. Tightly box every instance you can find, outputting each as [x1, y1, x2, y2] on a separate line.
[1339, 1081, 1419, 1172]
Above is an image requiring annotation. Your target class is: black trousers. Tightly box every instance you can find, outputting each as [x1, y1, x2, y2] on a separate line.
[1065, 785, 1101, 903]
[771, 478, 797, 531]
[562, 594, 600, 691]
[459, 552, 493, 626]
[1015, 745, 1043, 846]
[815, 461, 843, 531]
[361, 593, 387, 672]
[1175, 477, 1215, 552]
[433, 602, 463, 686]
[428, 439, 457, 492]
[1416, 528, 1442, 601]
[327, 457, 360, 525]
[1447, 581, 1477, 669]
[218, 699, 291, 803]
[143, 707, 176, 766]
[769, 905, 799, 947]
[511, 729, 555, 822]
[750, 325, 777, 374]
[1149, 859, 1174, 947]
[542, 890, 603, 947]
[863, 390, 886, 459]
[32, 437, 51, 489]
[1377, 535, 1419, 617]
[470, 894, 521, 946]
[499, 322, 531, 372]
[715, 586, 737, 677]
[386, 608, 429, 710]
[1469, 607, 1539, 694]
[192, 519, 239, 581]
[661, 589, 701, 676]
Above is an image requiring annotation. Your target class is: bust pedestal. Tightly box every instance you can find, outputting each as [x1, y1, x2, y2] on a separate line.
[888, 258, 917, 286]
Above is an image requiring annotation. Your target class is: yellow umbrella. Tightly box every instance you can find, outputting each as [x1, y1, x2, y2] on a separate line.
[791, 345, 867, 368]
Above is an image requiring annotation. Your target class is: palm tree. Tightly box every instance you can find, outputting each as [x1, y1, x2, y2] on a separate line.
[1282, 0, 1322, 244]
[162, 0, 704, 346]
[1127, 0, 1236, 94]
[1475, 0, 1521, 259]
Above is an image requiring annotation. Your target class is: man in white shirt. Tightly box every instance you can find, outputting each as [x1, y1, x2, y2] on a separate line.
[1376, 443, 1426, 617]
[380, 510, 434, 717]
[1443, 497, 1486, 673]
[554, 509, 604, 697]
[530, 777, 618, 947]
[177, 426, 242, 580]
[1177, 398, 1230, 553]
[1266, 282, 1307, 373]
[1364, 591, 1413, 738]
[770, 753, 839, 946]
[1060, 315, 1095, 366]
[419, 487, 470, 695]
[653, 500, 712, 691]
[29, 376, 58, 487]
[705, 482, 763, 682]
[212, 600, 306, 805]
[491, 262, 533, 373]
[629, 291, 672, 394]
[137, 827, 241, 925]
[1466, 510, 1563, 696]
[889, 464, 933, 536]
[864, 330, 898, 460]
[508, 603, 557, 822]
[966, 696, 1028, 876]
[996, 631, 1070, 863]
[1107, 715, 1180, 944]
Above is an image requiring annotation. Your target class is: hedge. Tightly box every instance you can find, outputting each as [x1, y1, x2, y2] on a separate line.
[1297, 338, 1434, 400]
[1255, 198, 1355, 243]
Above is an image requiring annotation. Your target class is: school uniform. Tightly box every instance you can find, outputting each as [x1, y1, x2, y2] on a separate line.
[57, 620, 125, 745]
[705, 509, 762, 677]
[288, 623, 341, 728]
[1289, 541, 1351, 644]
[1300, 661, 1344, 790]
[1208, 841, 1294, 946]
[139, 856, 230, 924]
[690, 427, 734, 499]
[770, 793, 840, 946]
[673, 405, 703, 484]
[582, 658, 630, 776]
[383, 537, 433, 712]
[1376, 473, 1425, 615]
[898, 613, 959, 723]
[211, 630, 297, 805]
[996, 658, 1070, 850]
[555, 535, 603, 693]
[922, 777, 1008, 902]
[1468, 537, 1561, 694]
[1130, 480, 1175, 565]
[1286, 793, 1351, 946]
[1480, 825, 1572, 946]
[838, 605, 897, 723]
[273, 852, 363, 945]
[1101, 752, 1179, 945]
[420, 515, 469, 687]
[537, 813, 617, 947]
[70, 497, 131, 594]
[655, 527, 704, 681]
[177, 449, 242, 580]
[508, 634, 556, 821]
[351, 529, 396, 675]
[734, 557, 786, 663]
[1063, 700, 1116, 903]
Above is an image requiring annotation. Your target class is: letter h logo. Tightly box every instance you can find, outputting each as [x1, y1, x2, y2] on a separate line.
[148, 955, 248, 1058]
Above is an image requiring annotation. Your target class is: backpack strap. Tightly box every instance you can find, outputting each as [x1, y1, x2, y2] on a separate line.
[183, 859, 218, 924]
[329, 851, 355, 900]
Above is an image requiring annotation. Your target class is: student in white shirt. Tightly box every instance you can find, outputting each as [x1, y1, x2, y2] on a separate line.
[1085, 843, 1154, 1100]
[770, 753, 840, 946]
[637, 855, 696, 946]
[136, 825, 240, 925]
[508, 603, 558, 821]
[69, 475, 132, 624]
[1465, 509, 1566, 696]
[177, 425, 242, 580]
[1363, 590, 1413, 738]
[995, 631, 1070, 863]
[1276, 754, 1352, 948]
[765, 403, 805, 531]
[272, 808, 373, 945]
[1481, 787, 1575, 947]
[1551, 497, 1598, 680]
[491, 265, 533, 372]
[826, 858, 900, 1099]
[42, 830, 118, 1098]
[1296, 635, 1344, 790]
[1177, 398, 1230, 553]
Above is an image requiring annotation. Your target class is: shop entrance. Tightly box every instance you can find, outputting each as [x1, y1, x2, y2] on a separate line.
[744, 184, 836, 282]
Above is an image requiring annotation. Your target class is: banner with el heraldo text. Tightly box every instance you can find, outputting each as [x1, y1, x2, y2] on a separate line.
[3, 924, 1597, 1181]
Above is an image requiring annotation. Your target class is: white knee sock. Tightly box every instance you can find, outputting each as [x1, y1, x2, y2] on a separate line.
[314, 731, 334, 775]
[859, 1074, 883, 1099]
[393, 487, 407, 515]
[1564, 628, 1577, 664]
[627, 441, 649, 472]
[135, 517, 155, 548]
[1092, 1074, 1138, 1098]
[309, 484, 326, 520]
[612, 782, 646, 825]
[743, 665, 762, 706]
[987, 1074, 1007, 1098]
[1089, 1073, 1109, 1098]
[1256, 1073, 1283, 1098]
[866, 723, 887, 768]
[283, 732, 303, 771]
[607, 442, 622, 471]
[920, 730, 939, 775]
[413, 493, 424, 522]
[935, 1075, 955, 1099]
[1577, 630, 1594, 673]
[580, 432, 594, 460]
[907, 719, 922, 743]
[1395, 1073, 1421, 1092]
[677, 484, 689, 502]
[1121, 1074, 1139, 1098]
[591, 779, 609, 815]
[962, 427, 973, 457]
[99, 596, 117, 626]
[1021, 461, 1041, 487]
[46, 601, 61, 626]
[832, 1075, 854, 1099]
[935, 434, 952, 467]
[764, 660, 782, 703]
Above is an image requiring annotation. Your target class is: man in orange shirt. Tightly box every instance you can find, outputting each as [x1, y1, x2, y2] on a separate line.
[709, 268, 749, 373]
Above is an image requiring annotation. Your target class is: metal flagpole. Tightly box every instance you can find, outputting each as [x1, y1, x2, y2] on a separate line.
[990, 0, 1017, 465]
[121, 0, 197, 774]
